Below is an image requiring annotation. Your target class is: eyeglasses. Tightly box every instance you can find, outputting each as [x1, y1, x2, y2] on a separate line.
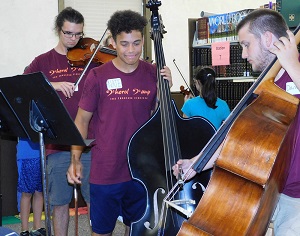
[61, 29, 84, 39]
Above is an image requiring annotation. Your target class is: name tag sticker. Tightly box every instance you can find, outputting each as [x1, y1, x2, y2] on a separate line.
[286, 82, 300, 95]
[106, 78, 122, 90]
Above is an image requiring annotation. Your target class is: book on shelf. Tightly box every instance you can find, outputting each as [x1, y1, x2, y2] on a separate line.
[197, 17, 209, 44]
[216, 80, 254, 110]
[193, 44, 253, 78]
[208, 9, 254, 43]
[193, 9, 254, 46]
[260, 2, 276, 10]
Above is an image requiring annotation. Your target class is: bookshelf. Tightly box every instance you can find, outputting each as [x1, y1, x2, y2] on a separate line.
[188, 16, 257, 111]
[192, 42, 254, 78]
[189, 2, 300, 110]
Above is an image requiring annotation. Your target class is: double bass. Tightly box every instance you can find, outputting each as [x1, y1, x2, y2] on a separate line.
[176, 25, 300, 235]
[127, 1, 216, 235]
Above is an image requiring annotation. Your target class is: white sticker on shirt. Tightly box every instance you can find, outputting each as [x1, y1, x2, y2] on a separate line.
[286, 82, 300, 95]
[106, 78, 122, 90]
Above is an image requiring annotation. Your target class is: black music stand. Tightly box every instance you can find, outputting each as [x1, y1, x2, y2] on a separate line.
[0, 72, 90, 236]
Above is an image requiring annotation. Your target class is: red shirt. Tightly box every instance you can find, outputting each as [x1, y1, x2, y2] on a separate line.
[275, 69, 300, 198]
[25, 48, 97, 155]
[79, 60, 157, 184]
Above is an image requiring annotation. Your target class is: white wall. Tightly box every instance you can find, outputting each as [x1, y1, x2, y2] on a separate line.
[159, 0, 268, 91]
[64, 0, 143, 40]
[1, 0, 268, 85]
[0, 0, 58, 78]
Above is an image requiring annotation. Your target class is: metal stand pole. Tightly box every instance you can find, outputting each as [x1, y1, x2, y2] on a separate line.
[39, 132, 52, 236]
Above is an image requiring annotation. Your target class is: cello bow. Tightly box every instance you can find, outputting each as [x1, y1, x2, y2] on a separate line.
[176, 24, 300, 235]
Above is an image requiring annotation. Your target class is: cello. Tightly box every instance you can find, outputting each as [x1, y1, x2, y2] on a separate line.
[127, 1, 216, 235]
[175, 24, 300, 236]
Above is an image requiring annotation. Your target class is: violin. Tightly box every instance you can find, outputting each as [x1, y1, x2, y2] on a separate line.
[174, 59, 196, 97]
[67, 37, 117, 67]
[180, 85, 191, 96]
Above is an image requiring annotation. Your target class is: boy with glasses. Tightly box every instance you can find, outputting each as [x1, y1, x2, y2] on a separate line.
[20, 7, 96, 236]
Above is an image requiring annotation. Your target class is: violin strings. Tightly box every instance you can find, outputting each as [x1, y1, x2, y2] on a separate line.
[100, 47, 117, 56]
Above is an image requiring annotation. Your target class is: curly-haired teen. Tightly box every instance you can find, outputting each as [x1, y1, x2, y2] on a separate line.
[67, 10, 172, 236]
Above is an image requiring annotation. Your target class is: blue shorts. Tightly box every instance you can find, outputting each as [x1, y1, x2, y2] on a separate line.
[47, 151, 91, 206]
[17, 157, 43, 193]
[90, 180, 146, 234]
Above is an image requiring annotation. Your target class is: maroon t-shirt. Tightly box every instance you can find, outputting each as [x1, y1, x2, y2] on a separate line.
[275, 70, 300, 198]
[79, 60, 157, 184]
[24, 48, 97, 154]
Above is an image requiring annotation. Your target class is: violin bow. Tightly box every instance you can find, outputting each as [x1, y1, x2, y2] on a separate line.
[173, 59, 195, 97]
[73, 28, 108, 88]
[73, 155, 79, 236]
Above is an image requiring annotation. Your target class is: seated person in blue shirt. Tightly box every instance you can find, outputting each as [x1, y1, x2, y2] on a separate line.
[182, 66, 230, 129]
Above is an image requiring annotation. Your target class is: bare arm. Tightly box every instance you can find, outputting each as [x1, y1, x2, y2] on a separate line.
[67, 108, 93, 184]
[271, 30, 300, 90]
[172, 141, 224, 180]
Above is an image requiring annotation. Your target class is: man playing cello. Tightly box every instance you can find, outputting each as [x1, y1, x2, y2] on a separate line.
[173, 8, 300, 235]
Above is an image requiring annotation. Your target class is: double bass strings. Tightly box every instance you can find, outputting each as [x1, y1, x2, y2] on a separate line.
[153, 24, 198, 224]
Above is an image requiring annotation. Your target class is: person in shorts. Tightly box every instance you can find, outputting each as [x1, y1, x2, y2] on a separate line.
[23, 7, 97, 235]
[17, 138, 45, 236]
[67, 10, 173, 235]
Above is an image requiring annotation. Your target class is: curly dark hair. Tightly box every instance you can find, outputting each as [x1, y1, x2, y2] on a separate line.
[54, 7, 84, 35]
[107, 10, 148, 41]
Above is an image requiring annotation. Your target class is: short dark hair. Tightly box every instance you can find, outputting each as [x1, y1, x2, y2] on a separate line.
[54, 7, 84, 34]
[107, 10, 147, 41]
[237, 9, 288, 39]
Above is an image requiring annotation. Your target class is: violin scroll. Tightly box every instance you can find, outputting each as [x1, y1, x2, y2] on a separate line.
[180, 86, 192, 96]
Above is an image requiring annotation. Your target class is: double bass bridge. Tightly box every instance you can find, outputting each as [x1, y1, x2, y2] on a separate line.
[165, 198, 196, 218]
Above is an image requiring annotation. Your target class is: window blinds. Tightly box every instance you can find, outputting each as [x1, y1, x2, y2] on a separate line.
[64, 0, 143, 40]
